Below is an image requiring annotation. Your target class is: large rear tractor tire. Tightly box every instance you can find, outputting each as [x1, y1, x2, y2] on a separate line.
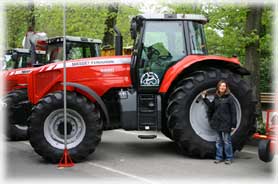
[4, 89, 31, 141]
[258, 140, 273, 162]
[28, 91, 103, 163]
[166, 67, 254, 158]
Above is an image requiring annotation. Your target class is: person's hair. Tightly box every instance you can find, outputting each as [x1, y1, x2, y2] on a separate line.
[216, 80, 230, 96]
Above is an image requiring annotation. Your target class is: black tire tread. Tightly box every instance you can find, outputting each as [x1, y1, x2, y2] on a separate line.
[4, 89, 30, 141]
[28, 91, 103, 163]
[166, 67, 254, 158]
[258, 139, 274, 162]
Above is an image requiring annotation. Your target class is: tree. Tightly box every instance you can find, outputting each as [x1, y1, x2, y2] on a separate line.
[6, 5, 29, 48]
[34, 4, 63, 37]
[65, 4, 108, 39]
[244, 6, 263, 111]
[102, 4, 119, 47]
[27, 0, 35, 32]
[116, 5, 140, 47]
[169, 3, 272, 93]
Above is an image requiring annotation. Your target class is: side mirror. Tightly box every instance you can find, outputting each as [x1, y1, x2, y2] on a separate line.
[130, 22, 137, 40]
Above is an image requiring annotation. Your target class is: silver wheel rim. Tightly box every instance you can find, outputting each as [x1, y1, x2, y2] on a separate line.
[189, 88, 241, 142]
[44, 109, 86, 149]
[14, 125, 28, 130]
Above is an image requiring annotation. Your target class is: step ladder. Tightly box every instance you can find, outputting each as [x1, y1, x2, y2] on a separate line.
[137, 94, 158, 139]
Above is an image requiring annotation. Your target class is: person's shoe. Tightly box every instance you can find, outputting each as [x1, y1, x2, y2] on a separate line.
[225, 160, 232, 165]
[214, 160, 223, 164]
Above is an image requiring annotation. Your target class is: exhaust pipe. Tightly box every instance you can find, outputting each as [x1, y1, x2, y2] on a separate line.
[113, 26, 123, 56]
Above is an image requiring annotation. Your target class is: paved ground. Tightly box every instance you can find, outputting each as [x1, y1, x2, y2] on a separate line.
[3, 130, 277, 184]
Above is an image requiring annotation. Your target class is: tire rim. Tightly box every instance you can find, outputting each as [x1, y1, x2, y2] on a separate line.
[14, 124, 28, 130]
[189, 88, 242, 142]
[44, 109, 86, 149]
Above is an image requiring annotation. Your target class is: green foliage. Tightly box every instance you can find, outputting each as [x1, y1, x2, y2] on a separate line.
[34, 5, 63, 37]
[66, 4, 108, 39]
[256, 116, 266, 134]
[259, 7, 273, 92]
[169, 3, 273, 92]
[116, 5, 140, 47]
[6, 4, 30, 48]
[4, 3, 273, 92]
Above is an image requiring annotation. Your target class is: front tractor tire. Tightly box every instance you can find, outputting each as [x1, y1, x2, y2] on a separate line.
[166, 67, 254, 158]
[4, 89, 31, 141]
[28, 91, 103, 163]
[258, 139, 274, 162]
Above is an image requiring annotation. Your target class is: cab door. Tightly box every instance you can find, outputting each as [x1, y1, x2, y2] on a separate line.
[137, 20, 187, 92]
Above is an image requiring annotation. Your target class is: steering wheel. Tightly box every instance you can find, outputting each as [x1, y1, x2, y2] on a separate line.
[146, 46, 160, 59]
[158, 53, 172, 60]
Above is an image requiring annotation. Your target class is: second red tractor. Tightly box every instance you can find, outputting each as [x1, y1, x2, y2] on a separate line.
[2, 36, 102, 140]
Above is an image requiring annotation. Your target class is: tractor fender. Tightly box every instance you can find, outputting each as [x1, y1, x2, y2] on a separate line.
[64, 82, 110, 125]
[159, 55, 249, 93]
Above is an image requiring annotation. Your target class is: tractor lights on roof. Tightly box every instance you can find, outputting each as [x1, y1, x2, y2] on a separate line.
[139, 14, 208, 23]
[47, 36, 102, 44]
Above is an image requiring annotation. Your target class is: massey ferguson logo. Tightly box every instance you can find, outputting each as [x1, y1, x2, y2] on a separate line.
[52, 58, 131, 70]
[140, 72, 160, 86]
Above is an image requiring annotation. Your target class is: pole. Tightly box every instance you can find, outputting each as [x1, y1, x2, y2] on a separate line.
[58, 0, 74, 167]
[63, 0, 67, 149]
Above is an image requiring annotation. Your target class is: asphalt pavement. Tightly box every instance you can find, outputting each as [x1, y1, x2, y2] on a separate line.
[3, 129, 276, 184]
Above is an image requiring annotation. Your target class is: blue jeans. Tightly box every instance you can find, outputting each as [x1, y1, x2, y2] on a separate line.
[215, 132, 233, 161]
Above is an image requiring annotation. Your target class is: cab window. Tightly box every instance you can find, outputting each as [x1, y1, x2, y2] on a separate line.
[139, 21, 186, 87]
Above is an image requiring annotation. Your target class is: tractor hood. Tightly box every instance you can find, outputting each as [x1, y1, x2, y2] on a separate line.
[2, 67, 37, 94]
[3, 67, 34, 77]
[36, 56, 131, 72]
[28, 56, 132, 104]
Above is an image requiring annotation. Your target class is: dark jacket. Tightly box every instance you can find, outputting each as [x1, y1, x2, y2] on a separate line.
[203, 93, 237, 132]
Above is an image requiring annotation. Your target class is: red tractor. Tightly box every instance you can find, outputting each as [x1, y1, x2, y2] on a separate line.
[2, 36, 102, 141]
[2, 47, 47, 141]
[253, 110, 278, 162]
[3, 48, 46, 70]
[26, 14, 256, 163]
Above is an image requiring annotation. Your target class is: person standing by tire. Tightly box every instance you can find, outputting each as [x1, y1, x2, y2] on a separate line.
[202, 80, 237, 165]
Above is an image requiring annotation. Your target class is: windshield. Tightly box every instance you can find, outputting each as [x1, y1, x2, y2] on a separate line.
[188, 22, 207, 55]
[139, 21, 186, 87]
[3, 54, 12, 70]
[47, 43, 63, 63]
[3, 52, 47, 70]
[3, 52, 32, 70]
[67, 42, 101, 59]
[47, 42, 101, 63]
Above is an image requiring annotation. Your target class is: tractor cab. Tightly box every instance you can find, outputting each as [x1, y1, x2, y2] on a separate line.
[130, 14, 208, 91]
[3, 48, 46, 70]
[46, 36, 102, 63]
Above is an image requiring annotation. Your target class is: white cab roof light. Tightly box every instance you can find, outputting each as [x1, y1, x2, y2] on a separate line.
[6, 48, 45, 55]
[139, 14, 208, 23]
[48, 36, 102, 44]
[12, 48, 30, 53]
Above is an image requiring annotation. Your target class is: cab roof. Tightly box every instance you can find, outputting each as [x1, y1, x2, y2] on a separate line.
[47, 36, 102, 44]
[135, 14, 208, 24]
[6, 48, 45, 55]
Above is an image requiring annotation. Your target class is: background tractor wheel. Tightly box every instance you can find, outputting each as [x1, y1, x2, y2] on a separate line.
[258, 139, 273, 162]
[28, 91, 103, 163]
[4, 89, 31, 141]
[166, 67, 255, 158]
